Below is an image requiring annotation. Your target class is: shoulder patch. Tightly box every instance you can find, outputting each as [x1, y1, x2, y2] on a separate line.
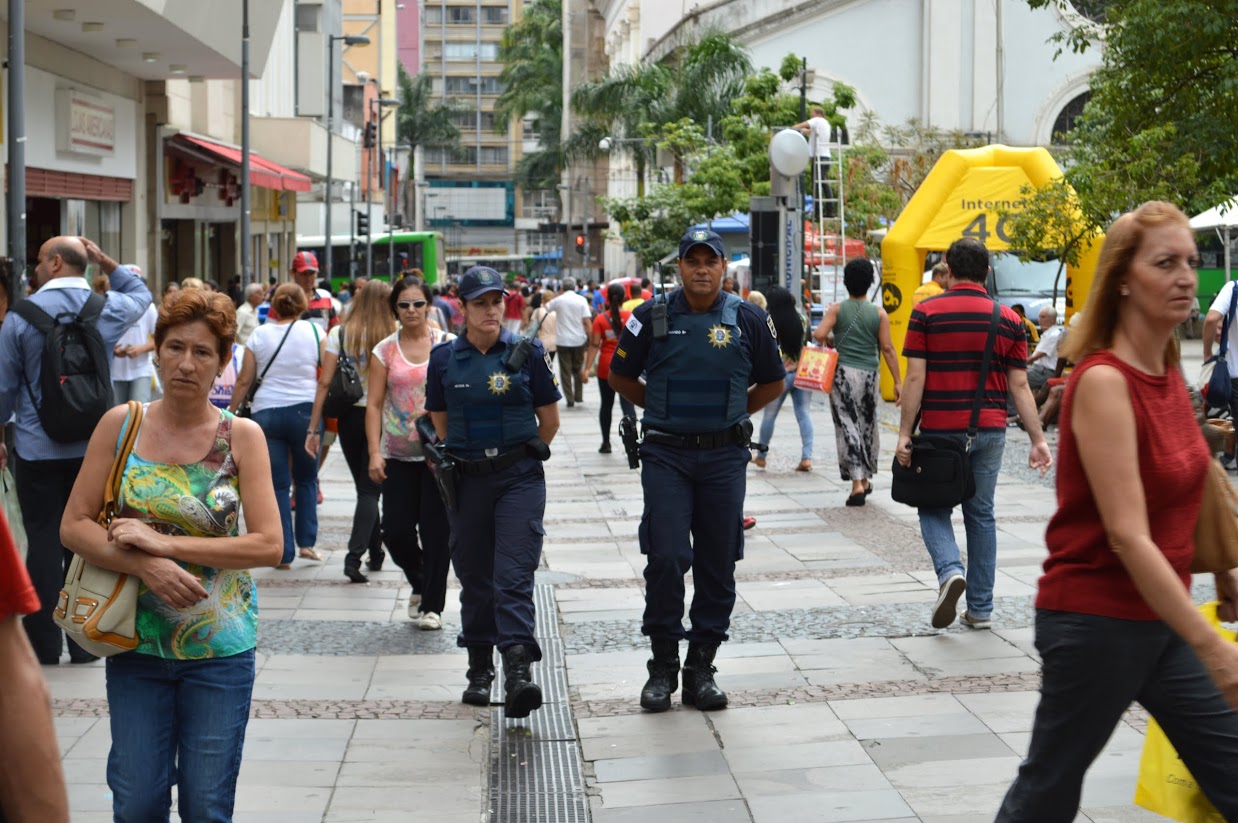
[766, 315, 778, 339]
[625, 314, 644, 336]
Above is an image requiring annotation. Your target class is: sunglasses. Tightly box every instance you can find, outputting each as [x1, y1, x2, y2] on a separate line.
[397, 300, 428, 310]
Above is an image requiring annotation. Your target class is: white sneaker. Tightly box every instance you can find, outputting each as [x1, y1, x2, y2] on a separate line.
[407, 594, 422, 619]
[960, 610, 992, 630]
[418, 611, 443, 631]
[931, 574, 966, 629]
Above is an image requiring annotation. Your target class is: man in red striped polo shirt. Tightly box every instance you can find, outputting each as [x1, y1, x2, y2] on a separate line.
[897, 237, 1053, 631]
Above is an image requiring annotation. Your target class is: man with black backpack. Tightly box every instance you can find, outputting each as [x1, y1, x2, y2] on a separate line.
[0, 236, 151, 665]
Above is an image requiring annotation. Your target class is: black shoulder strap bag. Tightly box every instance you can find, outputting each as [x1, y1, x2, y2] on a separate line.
[891, 300, 1002, 509]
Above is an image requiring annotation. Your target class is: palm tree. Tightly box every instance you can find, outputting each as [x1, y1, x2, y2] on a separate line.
[395, 64, 463, 227]
[571, 62, 672, 195]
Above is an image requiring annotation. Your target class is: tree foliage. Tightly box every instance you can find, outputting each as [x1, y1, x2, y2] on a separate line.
[495, 0, 564, 192]
[395, 64, 463, 222]
[1024, 0, 1238, 216]
[997, 177, 1101, 303]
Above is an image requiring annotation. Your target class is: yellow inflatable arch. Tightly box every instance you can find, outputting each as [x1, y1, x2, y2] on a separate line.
[879, 145, 1102, 400]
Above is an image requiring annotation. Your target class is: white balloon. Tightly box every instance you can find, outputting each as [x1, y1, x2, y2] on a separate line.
[769, 129, 811, 177]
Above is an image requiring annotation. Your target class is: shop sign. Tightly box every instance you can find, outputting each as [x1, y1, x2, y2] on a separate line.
[57, 89, 116, 156]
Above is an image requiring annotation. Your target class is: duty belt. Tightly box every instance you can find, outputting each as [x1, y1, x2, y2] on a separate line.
[643, 428, 743, 450]
[450, 446, 529, 476]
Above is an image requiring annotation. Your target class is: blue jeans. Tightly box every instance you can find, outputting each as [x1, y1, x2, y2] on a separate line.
[106, 648, 256, 822]
[252, 402, 319, 564]
[917, 430, 1005, 620]
[757, 372, 814, 460]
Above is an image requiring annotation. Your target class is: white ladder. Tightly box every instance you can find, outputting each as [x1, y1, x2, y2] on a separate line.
[812, 124, 847, 304]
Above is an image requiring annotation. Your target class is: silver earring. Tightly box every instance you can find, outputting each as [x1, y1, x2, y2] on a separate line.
[1119, 287, 1130, 296]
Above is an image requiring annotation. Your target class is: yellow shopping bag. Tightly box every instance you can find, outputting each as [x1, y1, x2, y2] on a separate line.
[1133, 601, 1234, 823]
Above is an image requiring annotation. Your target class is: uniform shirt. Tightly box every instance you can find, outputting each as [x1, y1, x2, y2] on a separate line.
[547, 291, 591, 348]
[0, 266, 152, 461]
[0, 507, 37, 618]
[423, 329, 561, 415]
[902, 282, 1027, 433]
[609, 289, 785, 389]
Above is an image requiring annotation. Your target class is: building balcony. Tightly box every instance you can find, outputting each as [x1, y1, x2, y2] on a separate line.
[21, 0, 284, 79]
[250, 117, 358, 182]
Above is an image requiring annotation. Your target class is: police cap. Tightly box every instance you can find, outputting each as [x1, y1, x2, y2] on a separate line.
[677, 228, 726, 260]
[459, 266, 508, 301]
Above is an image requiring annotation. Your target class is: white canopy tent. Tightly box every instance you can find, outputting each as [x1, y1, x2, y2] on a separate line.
[1190, 196, 1238, 282]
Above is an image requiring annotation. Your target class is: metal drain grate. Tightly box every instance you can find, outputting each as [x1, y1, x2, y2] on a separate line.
[488, 584, 589, 822]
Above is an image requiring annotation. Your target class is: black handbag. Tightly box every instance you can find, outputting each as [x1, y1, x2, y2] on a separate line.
[891, 300, 1001, 509]
[323, 327, 365, 418]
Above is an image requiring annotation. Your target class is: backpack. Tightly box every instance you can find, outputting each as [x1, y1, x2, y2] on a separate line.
[13, 292, 114, 443]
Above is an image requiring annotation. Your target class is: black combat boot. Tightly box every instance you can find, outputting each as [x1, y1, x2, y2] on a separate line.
[639, 637, 680, 712]
[501, 645, 543, 718]
[462, 645, 495, 706]
[682, 642, 727, 710]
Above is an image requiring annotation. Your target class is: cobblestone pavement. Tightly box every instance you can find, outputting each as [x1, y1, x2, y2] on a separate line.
[44, 357, 1214, 821]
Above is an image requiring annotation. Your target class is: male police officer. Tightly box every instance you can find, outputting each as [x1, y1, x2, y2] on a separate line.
[609, 229, 785, 711]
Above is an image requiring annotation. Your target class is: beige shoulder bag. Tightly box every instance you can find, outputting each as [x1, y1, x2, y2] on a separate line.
[53, 400, 144, 657]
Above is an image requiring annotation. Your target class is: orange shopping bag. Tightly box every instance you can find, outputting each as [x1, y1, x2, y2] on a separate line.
[794, 346, 838, 394]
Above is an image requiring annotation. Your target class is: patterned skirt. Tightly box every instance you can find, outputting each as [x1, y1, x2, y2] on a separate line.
[828, 364, 880, 482]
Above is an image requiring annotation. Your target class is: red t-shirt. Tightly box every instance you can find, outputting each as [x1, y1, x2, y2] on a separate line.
[902, 283, 1027, 432]
[1038, 351, 1208, 621]
[504, 292, 526, 321]
[592, 309, 631, 380]
[0, 508, 37, 618]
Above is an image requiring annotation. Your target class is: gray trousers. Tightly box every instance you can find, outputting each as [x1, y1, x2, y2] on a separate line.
[558, 345, 585, 404]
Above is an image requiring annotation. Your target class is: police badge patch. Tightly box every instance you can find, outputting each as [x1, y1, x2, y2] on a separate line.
[487, 372, 511, 395]
[766, 315, 778, 339]
[707, 325, 732, 349]
[544, 353, 559, 386]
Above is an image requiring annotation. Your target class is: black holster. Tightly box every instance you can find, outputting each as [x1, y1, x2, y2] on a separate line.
[619, 415, 641, 469]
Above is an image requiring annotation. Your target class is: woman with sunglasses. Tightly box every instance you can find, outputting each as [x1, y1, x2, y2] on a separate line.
[365, 274, 455, 629]
[306, 280, 396, 583]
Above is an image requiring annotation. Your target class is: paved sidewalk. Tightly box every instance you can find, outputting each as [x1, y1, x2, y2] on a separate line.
[44, 373, 1209, 821]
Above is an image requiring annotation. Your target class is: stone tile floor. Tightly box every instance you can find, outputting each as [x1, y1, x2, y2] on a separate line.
[44, 387, 1196, 821]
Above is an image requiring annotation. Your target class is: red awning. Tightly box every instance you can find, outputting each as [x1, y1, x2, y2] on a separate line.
[169, 134, 313, 192]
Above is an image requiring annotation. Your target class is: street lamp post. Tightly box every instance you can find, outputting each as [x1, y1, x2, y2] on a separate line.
[366, 94, 400, 278]
[326, 33, 370, 287]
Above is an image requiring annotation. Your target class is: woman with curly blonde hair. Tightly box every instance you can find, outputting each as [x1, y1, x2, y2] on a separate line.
[308, 280, 396, 582]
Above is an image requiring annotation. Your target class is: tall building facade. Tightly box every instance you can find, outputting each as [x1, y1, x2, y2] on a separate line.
[418, 0, 535, 265]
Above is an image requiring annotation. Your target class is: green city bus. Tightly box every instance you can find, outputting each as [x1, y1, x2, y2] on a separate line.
[296, 231, 446, 291]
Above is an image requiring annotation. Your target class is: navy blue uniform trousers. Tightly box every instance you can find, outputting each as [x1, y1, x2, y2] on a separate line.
[638, 442, 748, 642]
[447, 457, 546, 659]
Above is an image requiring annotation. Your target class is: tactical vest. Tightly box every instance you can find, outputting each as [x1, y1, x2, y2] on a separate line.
[443, 339, 538, 452]
[643, 292, 751, 433]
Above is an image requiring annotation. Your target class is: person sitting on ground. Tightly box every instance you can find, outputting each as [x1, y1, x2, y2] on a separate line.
[1026, 306, 1064, 392]
[1011, 304, 1040, 345]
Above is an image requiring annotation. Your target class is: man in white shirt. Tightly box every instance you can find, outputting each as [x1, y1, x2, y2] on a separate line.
[235, 283, 264, 345]
[547, 277, 592, 407]
[1205, 279, 1238, 427]
[793, 106, 835, 218]
[1026, 306, 1063, 390]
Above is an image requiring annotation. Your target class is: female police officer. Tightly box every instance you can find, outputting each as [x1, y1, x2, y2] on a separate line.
[609, 229, 785, 712]
[424, 266, 561, 718]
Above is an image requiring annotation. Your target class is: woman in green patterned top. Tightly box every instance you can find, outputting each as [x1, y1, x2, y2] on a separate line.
[62, 289, 282, 822]
[813, 259, 903, 506]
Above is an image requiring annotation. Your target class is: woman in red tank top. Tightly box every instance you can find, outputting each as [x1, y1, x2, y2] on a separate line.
[996, 202, 1238, 821]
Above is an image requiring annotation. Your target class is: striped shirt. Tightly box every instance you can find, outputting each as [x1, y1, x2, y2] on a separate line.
[902, 282, 1027, 433]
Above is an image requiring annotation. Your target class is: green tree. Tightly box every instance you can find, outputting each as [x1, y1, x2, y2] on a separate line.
[996, 177, 1103, 304]
[1024, 0, 1238, 216]
[395, 64, 463, 225]
[495, 0, 564, 193]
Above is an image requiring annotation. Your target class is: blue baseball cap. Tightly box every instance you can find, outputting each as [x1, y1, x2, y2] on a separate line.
[678, 228, 726, 260]
[458, 266, 508, 300]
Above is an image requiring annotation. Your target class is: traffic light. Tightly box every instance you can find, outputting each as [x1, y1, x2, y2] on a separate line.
[574, 233, 586, 257]
[356, 210, 370, 237]
[363, 122, 377, 149]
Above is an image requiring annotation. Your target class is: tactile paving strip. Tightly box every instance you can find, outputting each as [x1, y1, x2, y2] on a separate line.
[488, 584, 590, 822]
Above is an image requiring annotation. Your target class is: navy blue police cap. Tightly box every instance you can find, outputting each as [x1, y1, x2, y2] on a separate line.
[678, 228, 727, 260]
[459, 266, 508, 301]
